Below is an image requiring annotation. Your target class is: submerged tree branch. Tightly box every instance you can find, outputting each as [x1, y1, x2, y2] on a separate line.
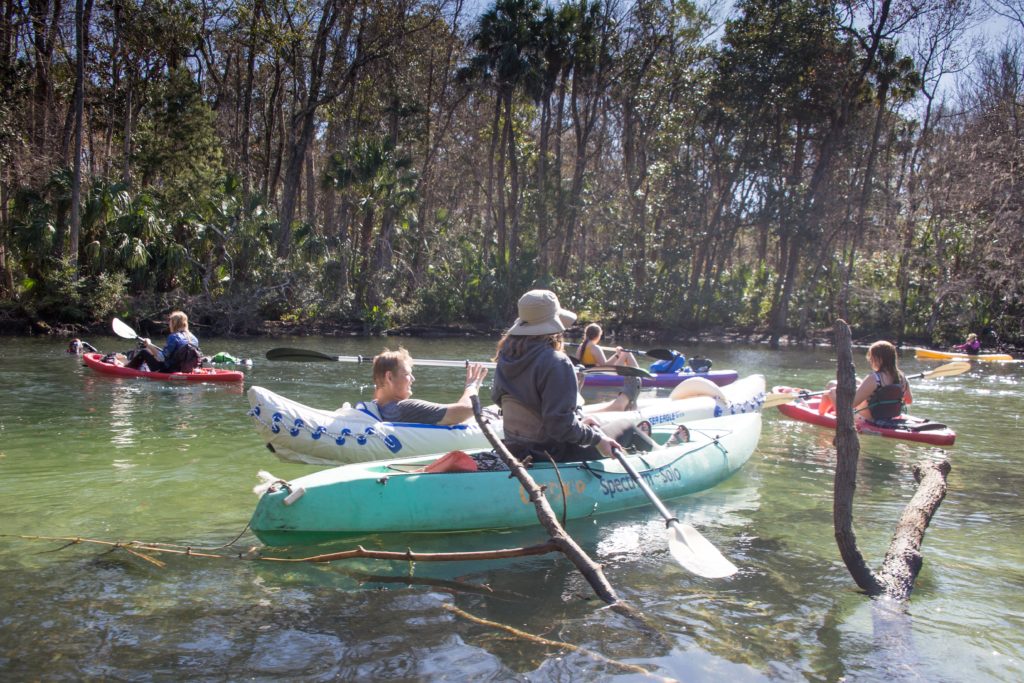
[443, 604, 672, 680]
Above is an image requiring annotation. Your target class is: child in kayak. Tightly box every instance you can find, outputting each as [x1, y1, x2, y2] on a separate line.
[576, 322, 642, 409]
[953, 333, 981, 355]
[819, 340, 913, 419]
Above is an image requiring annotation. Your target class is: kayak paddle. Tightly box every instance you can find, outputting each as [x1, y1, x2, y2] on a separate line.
[583, 364, 653, 378]
[575, 344, 676, 362]
[611, 446, 738, 578]
[608, 346, 676, 362]
[762, 361, 972, 409]
[112, 317, 143, 341]
[265, 347, 653, 377]
[266, 347, 495, 368]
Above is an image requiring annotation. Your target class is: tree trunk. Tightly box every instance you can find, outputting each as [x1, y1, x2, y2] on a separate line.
[275, 1, 340, 258]
[304, 144, 316, 227]
[832, 319, 881, 592]
[832, 319, 950, 600]
[68, 0, 92, 271]
[495, 89, 509, 274]
[29, 0, 61, 171]
[355, 204, 375, 310]
[876, 459, 951, 600]
[0, 180, 11, 294]
[537, 94, 551, 277]
[261, 62, 283, 201]
[483, 90, 502, 266]
[558, 72, 600, 277]
[505, 90, 520, 292]
[553, 74, 567, 271]
[841, 86, 890, 319]
[240, 0, 262, 200]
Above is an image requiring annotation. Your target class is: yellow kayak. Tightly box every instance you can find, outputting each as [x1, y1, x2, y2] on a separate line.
[914, 347, 1013, 362]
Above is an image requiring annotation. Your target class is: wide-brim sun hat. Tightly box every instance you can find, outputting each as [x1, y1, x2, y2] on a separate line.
[507, 289, 577, 336]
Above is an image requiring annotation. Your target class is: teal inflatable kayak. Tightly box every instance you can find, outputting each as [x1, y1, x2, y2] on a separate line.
[249, 412, 761, 545]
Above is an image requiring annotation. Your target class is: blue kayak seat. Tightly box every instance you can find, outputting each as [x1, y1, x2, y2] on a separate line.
[650, 353, 686, 373]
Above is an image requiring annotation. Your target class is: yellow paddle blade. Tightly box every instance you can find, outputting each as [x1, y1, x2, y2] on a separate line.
[762, 390, 817, 409]
[923, 361, 971, 378]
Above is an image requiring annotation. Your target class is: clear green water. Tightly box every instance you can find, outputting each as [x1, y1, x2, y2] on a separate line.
[1, 336, 1022, 681]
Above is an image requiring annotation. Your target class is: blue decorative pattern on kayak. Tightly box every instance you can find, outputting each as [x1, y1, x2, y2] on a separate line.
[248, 403, 405, 454]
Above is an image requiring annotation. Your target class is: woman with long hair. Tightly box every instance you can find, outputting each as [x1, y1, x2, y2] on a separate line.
[491, 290, 653, 462]
[820, 340, 913, 419]
[126, 311, 201, 372]
[576, 323, 638, 368]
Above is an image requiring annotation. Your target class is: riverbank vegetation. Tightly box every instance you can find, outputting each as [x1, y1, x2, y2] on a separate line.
[0, 0, 1021, 346]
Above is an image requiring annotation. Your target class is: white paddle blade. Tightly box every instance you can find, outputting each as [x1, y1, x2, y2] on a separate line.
[668, 522, 738, 579]
[111, 317, 139, 340]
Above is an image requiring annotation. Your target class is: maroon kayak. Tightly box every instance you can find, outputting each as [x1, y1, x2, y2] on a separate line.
[83, 352, 244, 383]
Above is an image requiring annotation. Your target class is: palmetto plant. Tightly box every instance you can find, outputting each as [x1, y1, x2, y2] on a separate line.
[323, 135, 419, 311]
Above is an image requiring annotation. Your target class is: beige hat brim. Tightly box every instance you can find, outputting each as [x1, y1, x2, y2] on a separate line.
[507, 309, 577, 336]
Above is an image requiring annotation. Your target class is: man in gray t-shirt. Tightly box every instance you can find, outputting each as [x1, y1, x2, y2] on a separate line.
[377, 397, 448, 424]
[372, 348, 489, 425]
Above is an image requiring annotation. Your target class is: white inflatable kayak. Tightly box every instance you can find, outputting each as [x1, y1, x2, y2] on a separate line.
[247, 374, 766, 465]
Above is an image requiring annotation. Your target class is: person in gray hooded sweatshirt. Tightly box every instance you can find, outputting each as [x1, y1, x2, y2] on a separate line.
[491, 289, 653, 463]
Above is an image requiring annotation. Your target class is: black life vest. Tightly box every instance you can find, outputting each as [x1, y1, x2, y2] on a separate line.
[166, 343, 203, 373]
[866, 372, 905, 420]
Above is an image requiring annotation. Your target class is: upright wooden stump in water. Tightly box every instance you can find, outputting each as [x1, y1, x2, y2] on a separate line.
[832, 320, 951, 600]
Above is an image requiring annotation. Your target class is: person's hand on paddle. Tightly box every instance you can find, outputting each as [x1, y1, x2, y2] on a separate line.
[582, 417, 622, 458]
[595, 431, 622, 458]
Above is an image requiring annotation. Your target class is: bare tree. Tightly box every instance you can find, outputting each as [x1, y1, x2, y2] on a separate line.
[68, 0, 93, 270]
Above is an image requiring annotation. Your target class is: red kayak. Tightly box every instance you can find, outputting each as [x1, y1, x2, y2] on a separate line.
[771, 386, 955, 446]
[83, 352, 244, 383]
